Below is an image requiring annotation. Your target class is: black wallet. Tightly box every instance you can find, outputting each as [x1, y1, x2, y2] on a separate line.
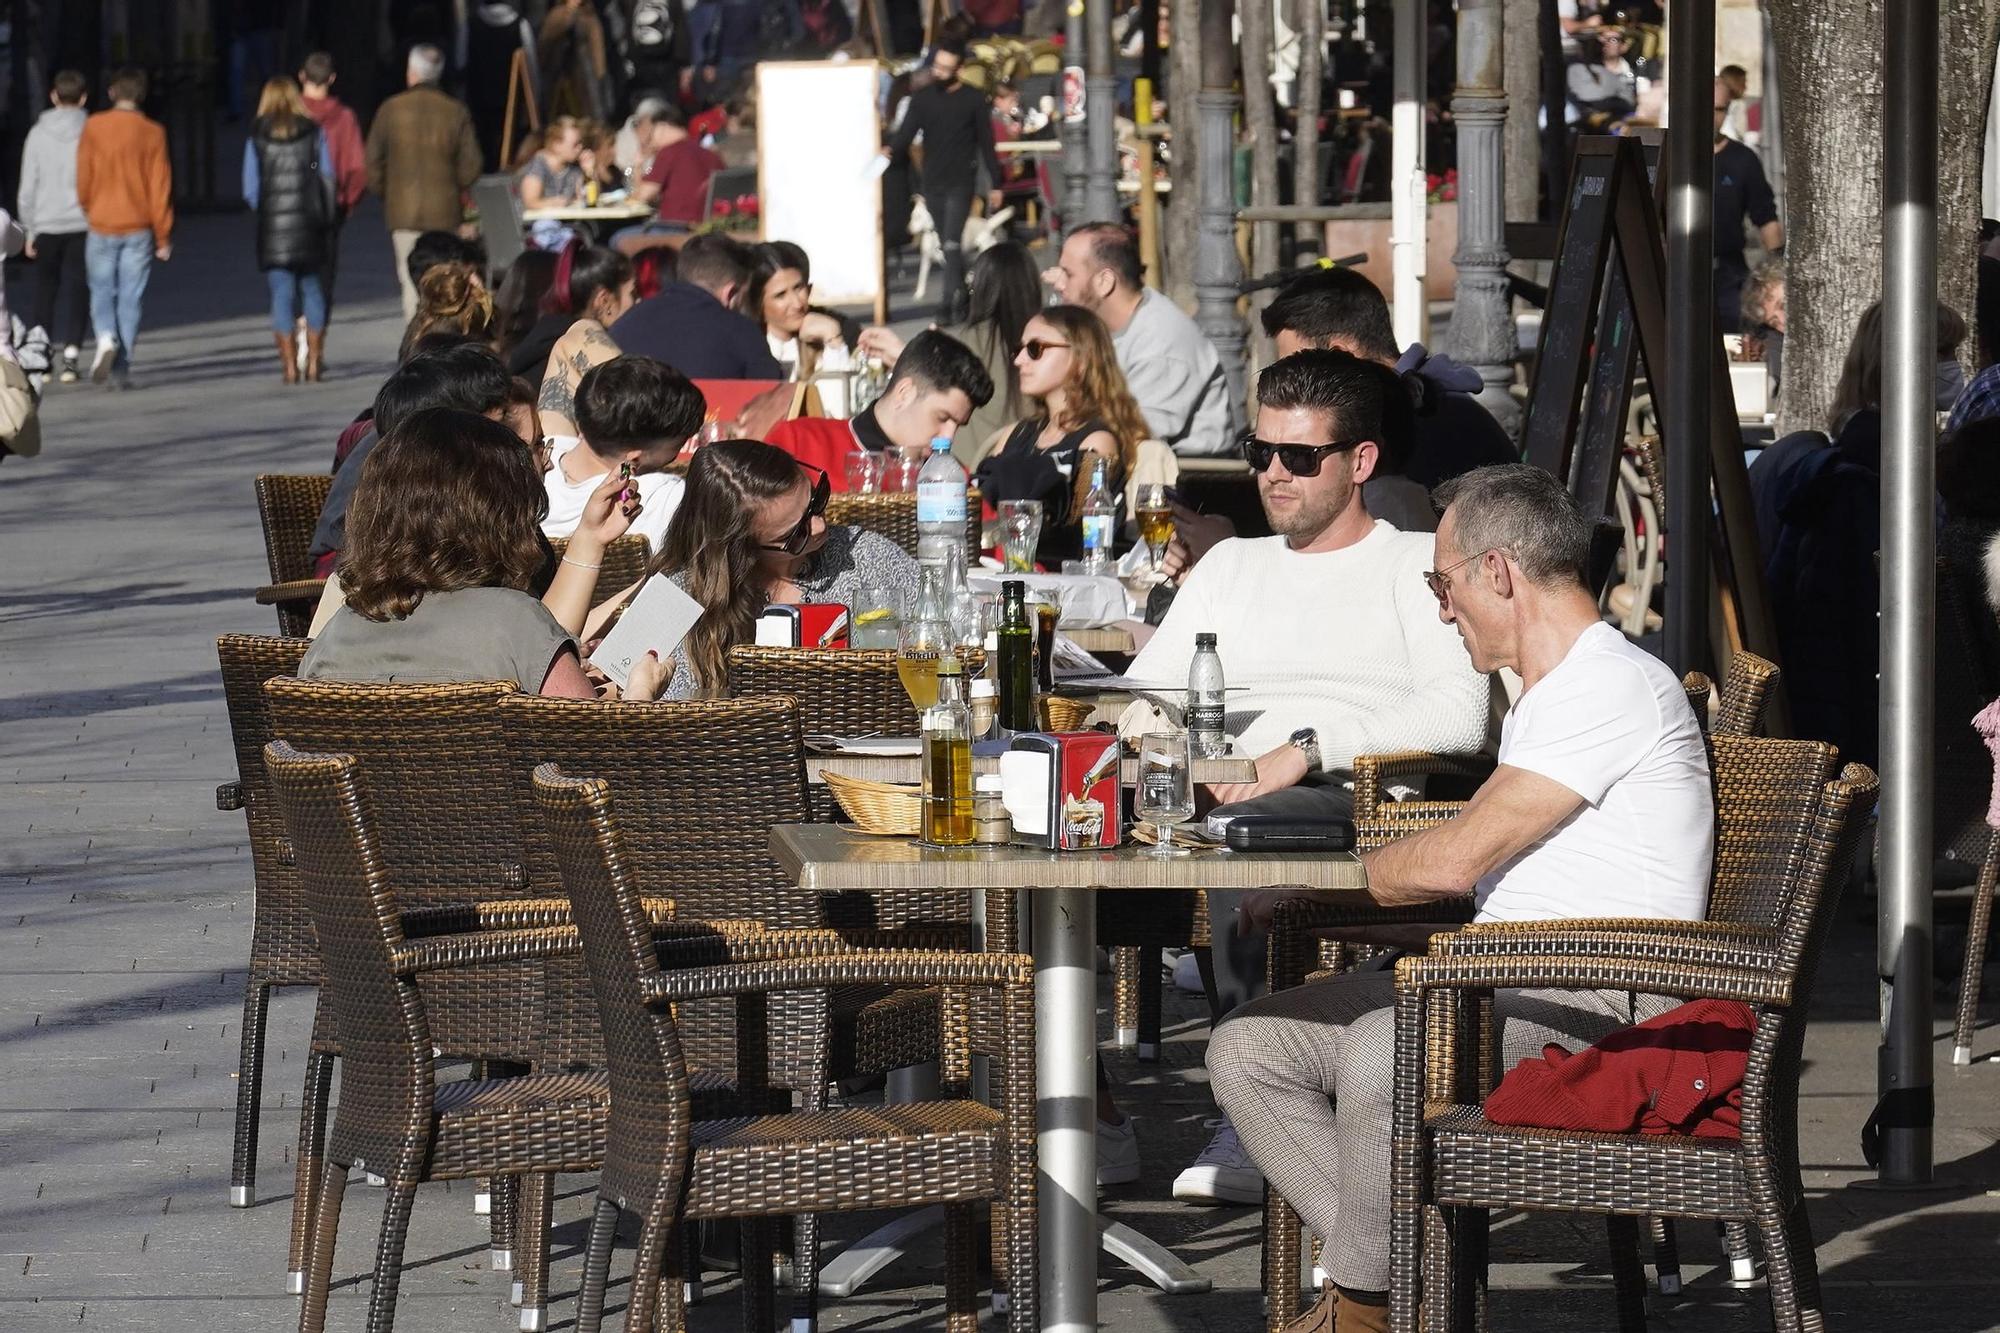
[1223, 815, 1357, 853]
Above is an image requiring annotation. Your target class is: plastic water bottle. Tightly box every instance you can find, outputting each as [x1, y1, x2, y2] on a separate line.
[1187, 632, 1226, 758]
[916, 435, 968, 587]
[1079, 458, 1116, 573]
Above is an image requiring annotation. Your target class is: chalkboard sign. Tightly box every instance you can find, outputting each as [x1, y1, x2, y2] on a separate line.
[1521, 139, 1628, 479]
[1572, 140, 1662, 517]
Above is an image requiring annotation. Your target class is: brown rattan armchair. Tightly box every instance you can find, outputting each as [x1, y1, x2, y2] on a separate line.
[254, 474, 333, 637]
[263, 740, 611, 1333]
[824, 487, 986, 567]
[1388, 759, 1877, 1333]
[535, 764, 1038, 1333]
[550, 533, 653, 599]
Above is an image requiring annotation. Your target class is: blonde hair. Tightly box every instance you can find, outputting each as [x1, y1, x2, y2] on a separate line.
[255, 75, 310, 134]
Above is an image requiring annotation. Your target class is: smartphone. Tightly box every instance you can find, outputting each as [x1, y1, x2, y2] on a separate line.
[1223, 816, 1356, 854]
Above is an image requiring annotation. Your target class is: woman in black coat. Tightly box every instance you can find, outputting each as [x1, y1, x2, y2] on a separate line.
[243, 75, 334, 383]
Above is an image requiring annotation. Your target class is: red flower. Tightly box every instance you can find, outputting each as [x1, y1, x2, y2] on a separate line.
[713, 198, 734, 217]
[736, 193, 760, 216]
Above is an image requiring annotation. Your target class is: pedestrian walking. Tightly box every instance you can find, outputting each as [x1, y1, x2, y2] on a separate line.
[244, 76, 336, 384]
[298, 51, 367, 323]
[76, 66, 172, 388]
[364, 44, 482, 322]
[880, 42, 1004, 324]
[18, 69, 90, 384]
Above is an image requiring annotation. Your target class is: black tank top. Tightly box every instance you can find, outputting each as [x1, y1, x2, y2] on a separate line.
[973, 416, 1112, 565]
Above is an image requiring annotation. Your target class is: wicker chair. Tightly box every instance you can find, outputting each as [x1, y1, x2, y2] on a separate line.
[263, 741, 610, 1333]
[550, 533, 654, 599]
[217, 634, 313, 1216]
[824, 487, 986, 567]
[1388, 756, 1878, 1333]
[535, 764, 1039, 1333]
[254, 474, 333, 637]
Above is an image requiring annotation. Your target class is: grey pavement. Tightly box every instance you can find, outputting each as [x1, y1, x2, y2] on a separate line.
[3, 201, 1999, 1332]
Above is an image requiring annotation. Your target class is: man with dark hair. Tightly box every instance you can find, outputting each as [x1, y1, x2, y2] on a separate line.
[544, 355, 704, 549]
[1047, 221, 1238, 454]
[1208, 462, 1710, 1333]
[76, 66, 171, 386]
[880, 42, 1004, 323]
[610, 232, 781, 379]
[366, 44, 483, 321]
[404, 230, 487, 294]
[309, 343, 517, 576]
[20, 70, 90, 382]
[1711, 86, 1781, 333]
[1261, 265, 1516, 490]
[299, 52, 366, 318]
[1119, 350, 1489, 1205]
[766, 329, 994, 483]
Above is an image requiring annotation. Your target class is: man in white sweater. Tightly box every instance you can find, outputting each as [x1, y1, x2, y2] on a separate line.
[1122, 349, 1491, 1204]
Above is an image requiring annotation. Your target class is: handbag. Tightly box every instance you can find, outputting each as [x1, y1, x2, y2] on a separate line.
[0, 356, 42, 458]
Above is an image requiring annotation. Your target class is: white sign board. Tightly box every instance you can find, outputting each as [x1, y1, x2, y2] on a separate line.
[756, 60, 885, 311]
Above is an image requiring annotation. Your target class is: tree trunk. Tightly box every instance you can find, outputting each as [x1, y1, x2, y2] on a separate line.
[1503, 0, 1542, 222]
[1295, 0, 1325, 248]
[1241, 0, 1282, 280]
[1767, 0, 2000, 435]
[1165, 0, 1205, 304]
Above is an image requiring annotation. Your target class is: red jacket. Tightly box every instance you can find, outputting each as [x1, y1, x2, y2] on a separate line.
[766, 416, 865, 487]
[1482, 999, 1755, 1140]
[303, 93, 367, 214]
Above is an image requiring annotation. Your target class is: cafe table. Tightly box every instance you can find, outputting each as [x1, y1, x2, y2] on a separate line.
[519, 200, 656, 222]
[803, 749, 1256, 787]
[768, 823, 1371, 1333]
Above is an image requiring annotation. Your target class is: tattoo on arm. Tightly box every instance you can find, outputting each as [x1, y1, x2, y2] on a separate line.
[539, 370, 576, 422]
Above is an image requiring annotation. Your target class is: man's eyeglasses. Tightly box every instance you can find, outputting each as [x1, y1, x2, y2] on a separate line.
[759, 464, 831, 555]
[1423, 547, 1497, 605]
[1238, 431, 1364, 478]
[1022, 338, 1071, 361]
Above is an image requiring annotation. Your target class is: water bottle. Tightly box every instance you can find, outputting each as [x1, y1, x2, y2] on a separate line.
[1079, 458, 1116, 574]
[916, 436, 968, 587]
[1187, 632, 1226, 758]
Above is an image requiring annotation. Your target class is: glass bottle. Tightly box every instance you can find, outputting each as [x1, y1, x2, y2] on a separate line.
[996, 580, 1036, 734]
[1080, 458, 1116, 573]
[921, 651, 975, 846]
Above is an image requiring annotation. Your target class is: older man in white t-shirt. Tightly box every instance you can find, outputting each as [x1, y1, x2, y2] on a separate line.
[1208, 464, 1713, 1333]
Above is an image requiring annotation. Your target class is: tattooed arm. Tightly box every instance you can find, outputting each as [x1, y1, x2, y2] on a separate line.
[536, 319, 622, 437]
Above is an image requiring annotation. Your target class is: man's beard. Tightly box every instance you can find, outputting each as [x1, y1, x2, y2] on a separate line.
[1262, 476, 1354, 544]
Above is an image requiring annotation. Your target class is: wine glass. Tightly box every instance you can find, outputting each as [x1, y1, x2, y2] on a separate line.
[1135, 483, 1174, 572]
[897, 570, 950, 710]
[1135, 729, 1195, 856]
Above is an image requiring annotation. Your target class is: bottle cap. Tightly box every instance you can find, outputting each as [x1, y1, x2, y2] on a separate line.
[1196, 632, 1217, 649]
[930, 435, 951, 452]
[970, 678, 996, 698]
[975, 774, 1005, 793]
[1002, 579, 1024, 599]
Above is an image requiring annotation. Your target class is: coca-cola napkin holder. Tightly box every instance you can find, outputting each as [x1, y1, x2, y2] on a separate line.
[997, 732, 1122, 850]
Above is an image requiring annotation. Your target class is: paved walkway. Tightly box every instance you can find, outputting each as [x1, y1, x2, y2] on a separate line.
[3, 203, 1999, 1332]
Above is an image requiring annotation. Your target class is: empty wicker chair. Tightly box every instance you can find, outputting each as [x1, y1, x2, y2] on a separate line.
[1389, 757, 1878, 1333]
[254, 474, 333, 636]
[264, 741, 609, 1333]
[534, 763, 1038, 1333]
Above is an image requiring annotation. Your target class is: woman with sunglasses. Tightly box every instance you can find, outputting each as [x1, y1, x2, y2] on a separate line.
[974, 304, 1149, 565]
[585, 439, 919, 699]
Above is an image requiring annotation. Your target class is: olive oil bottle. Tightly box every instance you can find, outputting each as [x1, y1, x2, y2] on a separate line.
[921, 652, 974, 845]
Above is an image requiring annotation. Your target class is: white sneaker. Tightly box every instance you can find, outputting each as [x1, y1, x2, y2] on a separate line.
[1172, 950, 1205, 994]
[1172, 1118, 1264, 1204]
[89, 338, 116, 383]
[1097, 1115, 1141, 1187]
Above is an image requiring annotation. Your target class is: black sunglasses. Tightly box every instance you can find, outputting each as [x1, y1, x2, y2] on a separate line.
[759, 464, 831, 555]
[1022, 338, 1071, 360]
[1238, 431, 1365, 477]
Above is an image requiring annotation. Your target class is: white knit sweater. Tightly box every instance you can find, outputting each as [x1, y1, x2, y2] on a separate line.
[1126, 522, 1493, 768]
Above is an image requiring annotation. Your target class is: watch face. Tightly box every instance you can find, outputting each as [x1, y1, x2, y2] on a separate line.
[1291, 728, 1316, 747]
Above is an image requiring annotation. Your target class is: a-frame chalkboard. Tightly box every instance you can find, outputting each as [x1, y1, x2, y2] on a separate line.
[1522, 134, 1781, 693]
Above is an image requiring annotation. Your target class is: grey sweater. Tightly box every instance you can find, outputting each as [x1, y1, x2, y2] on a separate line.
[19, 107, 87, 238]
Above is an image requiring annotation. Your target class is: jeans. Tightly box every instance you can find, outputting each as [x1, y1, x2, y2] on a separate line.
[925, 180, 973, 322]
[86, 230, 154, 369]
[29, 230, 88, 349]
[267, 269, 329, 334]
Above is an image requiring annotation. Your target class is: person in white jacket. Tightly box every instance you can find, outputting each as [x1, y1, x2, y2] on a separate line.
[18, 70, 90, 382]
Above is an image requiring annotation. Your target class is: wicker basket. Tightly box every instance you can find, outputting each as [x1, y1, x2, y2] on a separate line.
[822, 771, 924, 836]
[1038, 694, 1095, 732]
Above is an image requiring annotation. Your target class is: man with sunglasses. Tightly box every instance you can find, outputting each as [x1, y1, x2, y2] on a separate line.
[1119, 349, 1491, 1208]
[1206, 465, 1711, 1333]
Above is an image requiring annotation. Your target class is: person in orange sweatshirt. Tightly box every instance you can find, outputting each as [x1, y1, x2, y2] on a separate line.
[76, 66, 172, 386]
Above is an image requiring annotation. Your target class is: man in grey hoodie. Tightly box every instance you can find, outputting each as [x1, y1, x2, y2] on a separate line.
[19, 70, 90, 383]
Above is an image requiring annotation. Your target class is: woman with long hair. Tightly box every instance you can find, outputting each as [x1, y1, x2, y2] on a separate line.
[491, 249, 560, 369]
[974, 304, 1147, 564]
[301, 407, 597, 697]
[739, 241, 857, 407]
[398, 260, 495, 361]
[586, 439, 919, 699]
[857, 240, 1042, 460]
[243, 74, 335, 382]
[505, 240, 634, 379]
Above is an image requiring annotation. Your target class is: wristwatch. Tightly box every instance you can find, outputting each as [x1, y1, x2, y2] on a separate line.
[1288, 726, 1321, 772]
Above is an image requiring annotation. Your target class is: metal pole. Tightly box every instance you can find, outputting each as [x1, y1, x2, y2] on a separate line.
[1084, 0, 1120, 222]
[1035, 885, 1100, 1332]
[1294, 0, 1324, 253]
[1444, 0, 1519, 437]
[1063, 0, 1087, 227]
[1877, 0, 1936, 1182]
[1662, 0, 1713, 677]
[1194, 1, 1249, 428]
[1388, 0, 1427, 347]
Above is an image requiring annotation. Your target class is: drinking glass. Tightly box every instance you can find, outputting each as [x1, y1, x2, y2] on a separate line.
[897, 571, 950, 709]
[998, 499, 1044, 572]
[886, 450, 923, 493]
[852, 585, 902, 648]
[1135, 729, 1195, 855]
[1135, 483, 1174, 571]
[844, 449, 886, 494]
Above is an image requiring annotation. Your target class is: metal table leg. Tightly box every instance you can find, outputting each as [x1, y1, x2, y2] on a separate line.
[1036, 884, 1100, 1333]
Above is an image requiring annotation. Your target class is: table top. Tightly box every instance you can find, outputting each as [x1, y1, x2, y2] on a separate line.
[521, 201, 656, 221]
[770, 822, 1369, 893]
[804, 750, 1256, 785]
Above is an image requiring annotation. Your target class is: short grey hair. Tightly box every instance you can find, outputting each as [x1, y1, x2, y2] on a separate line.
[408, 44, 446, 85]
[631, 96, 671, 126]
[1432, 463, 1592, 588]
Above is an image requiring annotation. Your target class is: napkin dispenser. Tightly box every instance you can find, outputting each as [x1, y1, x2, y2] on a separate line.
[998, 732, 1122, 849]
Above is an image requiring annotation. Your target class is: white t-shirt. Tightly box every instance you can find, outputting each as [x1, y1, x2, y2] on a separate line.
[1474, 621, 1714, 924]
[541, 436, 684, 553]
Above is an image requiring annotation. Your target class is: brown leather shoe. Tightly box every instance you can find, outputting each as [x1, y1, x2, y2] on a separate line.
[304, 331, 325, 382]
[274, 332, 298, 385]
[1280, 1280, 1339, 1333]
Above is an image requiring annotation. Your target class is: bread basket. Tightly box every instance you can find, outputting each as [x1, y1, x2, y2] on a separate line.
[822, 770, 923, 836]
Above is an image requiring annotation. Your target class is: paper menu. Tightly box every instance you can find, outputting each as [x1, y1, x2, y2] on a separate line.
[588, 574, 705, 689]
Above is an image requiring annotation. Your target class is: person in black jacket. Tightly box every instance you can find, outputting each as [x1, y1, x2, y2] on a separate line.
[243, 75, 334, 382]
[880, 43, 1004, 323]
